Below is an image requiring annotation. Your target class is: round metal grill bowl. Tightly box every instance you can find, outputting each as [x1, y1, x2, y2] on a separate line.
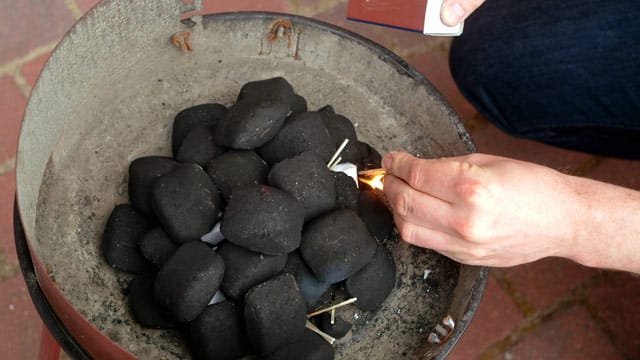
[16, 1, 488, 359]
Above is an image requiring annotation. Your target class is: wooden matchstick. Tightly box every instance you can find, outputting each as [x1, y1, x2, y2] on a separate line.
[357, 168, 388, 176]
[306, 297, 358, 318]
[306, 320, 336, 344]
[327, 139, 350, 168]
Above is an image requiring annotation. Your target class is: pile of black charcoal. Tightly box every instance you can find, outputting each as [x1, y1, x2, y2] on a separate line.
[102, 77, 397, 359]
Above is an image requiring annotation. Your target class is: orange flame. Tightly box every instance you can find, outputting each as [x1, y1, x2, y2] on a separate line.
[359, 174, 385, 191]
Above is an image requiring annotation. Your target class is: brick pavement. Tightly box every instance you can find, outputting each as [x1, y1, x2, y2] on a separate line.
[1, 1, 638, 359]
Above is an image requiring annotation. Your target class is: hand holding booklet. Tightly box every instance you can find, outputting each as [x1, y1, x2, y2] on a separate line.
[347, 0, 464, 36]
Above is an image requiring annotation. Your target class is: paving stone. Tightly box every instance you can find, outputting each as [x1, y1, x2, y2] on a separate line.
[447, 276, 523, 360]
[587, 271, 640, 359]
[0, 171, 18, 264]
[75, 0, 100, 13]
[0, 77, 26, 166]
[496, 306, 623, 360]
[199, 0, 292, 14]
[20, 52, 52, 88]
[492, 258, 598, 311]
[583, 158, 640, 190]
[471, 122, 594, 172]
[0, 1, 74, 63]
[0, 275, 42, 360]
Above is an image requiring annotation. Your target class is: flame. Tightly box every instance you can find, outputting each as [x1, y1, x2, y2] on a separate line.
[359, 174, 385, 191]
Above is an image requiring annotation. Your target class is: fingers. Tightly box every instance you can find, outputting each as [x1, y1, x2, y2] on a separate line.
[393, 215, 497, 266]
[383, 174, 456, 234]
[440, 0, 486, 26]
[382, 152, 485, 202]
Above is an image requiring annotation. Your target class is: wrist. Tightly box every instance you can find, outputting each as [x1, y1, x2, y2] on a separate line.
[561, 175, 640, 273]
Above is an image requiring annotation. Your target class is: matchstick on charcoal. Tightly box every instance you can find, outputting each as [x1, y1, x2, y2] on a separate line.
[306, 320, 336, 345]
[306, 297, 358, 318]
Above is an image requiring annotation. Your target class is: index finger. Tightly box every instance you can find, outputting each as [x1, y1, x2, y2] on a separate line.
[382, 151, 484, 202]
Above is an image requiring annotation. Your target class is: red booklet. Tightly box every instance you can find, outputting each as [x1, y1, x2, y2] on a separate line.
[346, 0, 463, 36]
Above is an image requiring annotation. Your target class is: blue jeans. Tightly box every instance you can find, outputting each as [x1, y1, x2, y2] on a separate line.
[449, 0, 640, 159]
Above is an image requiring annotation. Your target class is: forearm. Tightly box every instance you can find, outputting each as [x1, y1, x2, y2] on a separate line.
[566, 176, 640, 274]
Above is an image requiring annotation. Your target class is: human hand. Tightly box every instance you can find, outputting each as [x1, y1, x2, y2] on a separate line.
[440, 0, 486, 26]
[381, 152, 580, 267]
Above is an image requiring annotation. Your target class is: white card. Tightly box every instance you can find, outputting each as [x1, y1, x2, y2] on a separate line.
[424, 0, 464, 36]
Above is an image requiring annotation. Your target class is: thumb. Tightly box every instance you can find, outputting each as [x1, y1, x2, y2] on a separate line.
[441, 0, 486, 26]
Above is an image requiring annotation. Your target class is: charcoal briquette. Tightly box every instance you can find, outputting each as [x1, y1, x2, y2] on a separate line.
[206, 150, 269, 200]
[218, 242, 287, 300]
[175, 125, 225, 168]
[221, 184, 304, 255]
[357, 188, 394, 241]
[300, 209, 377, 284]
[150, 163, 223, 244]
[102, 204, 155, 273]
[128, 273, 177, 329]
[172, 103, 227, 156]
[347, 141, 382, 170]
[282, 252, 332, 310]
[138, 227, 178, 268]
[128, 156, 178, 214]
[214, 98, 289, 149]
[258, 111, 334, 165]
[237, 77, 295, 101]
[332, 172, 359, 209]
[244, 273, 307, 355]
[291, 94, 308, 115]
[264, 329, 335, 360]
[320, 111, 357, 149]
[268, 152, 335, 221]
[237, 77, 304, 115]
[154, 242, 225, 322]
[189, 301, 250, 360]
[345, 245, 396, 311]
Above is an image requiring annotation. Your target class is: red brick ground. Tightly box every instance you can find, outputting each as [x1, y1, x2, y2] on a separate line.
[1, 1, 639, 359]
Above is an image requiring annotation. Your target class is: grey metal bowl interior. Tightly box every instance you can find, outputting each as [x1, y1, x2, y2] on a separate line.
[17, 1, 488, 359]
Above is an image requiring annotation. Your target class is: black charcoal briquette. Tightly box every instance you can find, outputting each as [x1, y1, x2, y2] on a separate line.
[320, 111, 357, 149]
[189, 301, 250, 360]
[244, 273, 307, 355]
[102, 204, 155, 273]
[332, 172, 359, 209]
[128, 156, 178, 214]
[128, 273, 177, 329]
[237, 77, 295, 102]
[357, 188, 394, 241]
[258, 111, 334, 165]
[214, 98, 289, 149]
[346, 141, 382, 170]
[172, 103, 227, 156]
[291, 94, 308, 115]
[317, 312, 352, 339]
[300, 209, 377, 284]
[206, 150, 269, 199]
[138, 227, 178, 267]
[345, 245, 396, 311]
[282, 252, 332, 310]
[264, 329, 335, 360]
[218, 242, 287, 300]
[268, 152, 335, 221]
[175, 125, 225, 168]
[154, 242, 225, 322]
[237, 77, 305, 115]
[221, 184, 304, 255]
[150, 163, 223, 244]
